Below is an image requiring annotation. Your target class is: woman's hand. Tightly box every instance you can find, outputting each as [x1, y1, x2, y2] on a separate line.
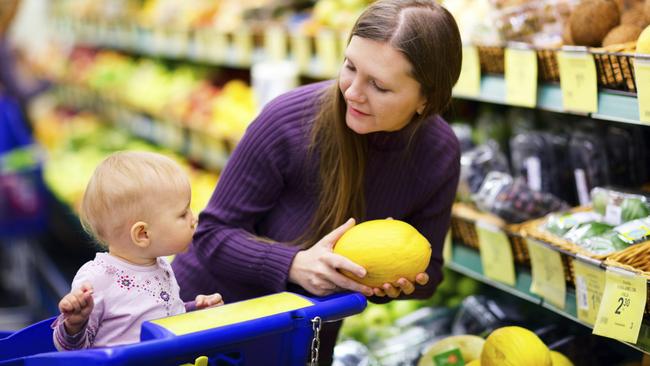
[372, 273, 429, 298]
[289, 218, 374, 297]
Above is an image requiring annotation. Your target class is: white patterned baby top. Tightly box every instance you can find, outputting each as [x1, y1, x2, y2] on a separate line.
[52, 253, 186, 350]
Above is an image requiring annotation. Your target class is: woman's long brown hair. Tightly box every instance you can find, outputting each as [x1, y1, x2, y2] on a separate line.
[299, 0, 462, 248]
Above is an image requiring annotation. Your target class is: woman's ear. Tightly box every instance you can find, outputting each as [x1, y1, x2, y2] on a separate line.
[130, 221, 150, 249]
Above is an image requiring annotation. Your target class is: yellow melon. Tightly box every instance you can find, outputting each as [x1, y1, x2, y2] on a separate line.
[550, 351, 574, 366]
[481, 326, 551, 366]
[333, 219, 431, 287]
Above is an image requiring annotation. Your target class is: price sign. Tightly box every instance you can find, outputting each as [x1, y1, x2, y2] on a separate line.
[593, 267, 646, 343]
[634, 57, 650, 124]
[476, 222, 515, 286]
[208, 31, 229, 63]
[233, 27, 253, 65]
[443, 230, 452, 264]
[290, 34, 311, 72]
[527, 239, 566, 309]
[573, 256, 606, 326]
[315, 30, 339, 78]
[557, 49, 598, 113]
[453, 46, 481, 97]
[264, 26, 287, 62]
[505, 46, 538, 107]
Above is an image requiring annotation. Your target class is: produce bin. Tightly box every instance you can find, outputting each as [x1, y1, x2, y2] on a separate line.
[0, 291, 367, 366]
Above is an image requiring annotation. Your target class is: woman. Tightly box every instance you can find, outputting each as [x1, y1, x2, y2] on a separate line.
[173, 0, 462, 363]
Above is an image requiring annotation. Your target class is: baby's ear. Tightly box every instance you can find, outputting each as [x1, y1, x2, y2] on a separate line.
[130, 221, 150, 248]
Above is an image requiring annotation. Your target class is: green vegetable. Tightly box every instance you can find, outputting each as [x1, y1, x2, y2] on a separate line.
[591, 189, 609, 215]
[581, 230, 629, 255]
[564, 222, 612, 244]
[621, 198, 650, 222]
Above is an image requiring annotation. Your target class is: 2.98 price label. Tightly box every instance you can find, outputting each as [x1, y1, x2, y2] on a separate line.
[592, 268, 646, 343]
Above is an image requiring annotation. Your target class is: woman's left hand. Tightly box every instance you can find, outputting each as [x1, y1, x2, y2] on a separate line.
[372, 273, 429, 298]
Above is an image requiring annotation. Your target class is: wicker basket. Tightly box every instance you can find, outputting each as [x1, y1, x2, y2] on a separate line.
[477, 45, 505, 75]
[589, 42, 637, 93]
[536, 48, 560, 82]
[450, 203, 529, 265]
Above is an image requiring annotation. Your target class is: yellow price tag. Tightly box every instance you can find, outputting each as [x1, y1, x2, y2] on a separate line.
[233, 28, 253, 65]
[573, 257, 606, 326]
[557, 49, 598, 113]
[527, 239, 566, 309]
[476, 222, 515, 286]
[290, 34, 311, 72]
[264, 26, 287, 62]
[443, 230, 452, 264]
[453, 46, 481, 97]
[593, 267, 646, 343]
[505, 47, 538, 107]
[316, 30, 339, 78]
[634, 57, 650, 124]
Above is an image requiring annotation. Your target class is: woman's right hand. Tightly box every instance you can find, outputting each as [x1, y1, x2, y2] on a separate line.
[289, 218, 373, 297]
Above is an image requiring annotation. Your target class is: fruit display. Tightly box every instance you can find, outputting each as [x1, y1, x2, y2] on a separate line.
[38, 46, 257, 144]
[333, 219, 431, 287]
[417, 335, 485, 366]
[481, 326, 553, 366]
[339, 269, 481, 345]
[30, 99, 218, 214]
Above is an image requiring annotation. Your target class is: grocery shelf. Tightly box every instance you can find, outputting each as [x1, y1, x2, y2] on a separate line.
[453, 75, 646, 126]
[51, 84, 231, 171]
[446, 243, 650, 354]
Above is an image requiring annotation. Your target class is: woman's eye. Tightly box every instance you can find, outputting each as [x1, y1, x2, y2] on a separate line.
[372, 80, 388, 92]
[345, 62, 356, 71]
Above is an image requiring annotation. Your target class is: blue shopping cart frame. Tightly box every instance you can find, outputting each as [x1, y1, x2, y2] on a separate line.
[0, 291, 367, 366]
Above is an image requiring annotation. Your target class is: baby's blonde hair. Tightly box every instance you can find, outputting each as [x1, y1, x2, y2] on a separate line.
[79, 151, 190, 246]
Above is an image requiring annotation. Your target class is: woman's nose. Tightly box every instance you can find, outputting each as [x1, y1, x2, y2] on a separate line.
[344, 79, 366, 103]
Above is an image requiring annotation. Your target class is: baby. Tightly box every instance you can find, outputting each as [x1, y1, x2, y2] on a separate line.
[52, 151, 223, 350]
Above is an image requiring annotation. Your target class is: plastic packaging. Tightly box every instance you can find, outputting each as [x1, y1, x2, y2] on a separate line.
[474, 172, 568, 223]
[590, 187, 650, 226]
[568, 130, 610, 205]
[457, 142, 510, 203]
[510, 131, 576, 204]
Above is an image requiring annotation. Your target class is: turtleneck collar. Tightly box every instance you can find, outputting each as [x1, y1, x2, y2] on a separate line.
[365, 116, 433, 152]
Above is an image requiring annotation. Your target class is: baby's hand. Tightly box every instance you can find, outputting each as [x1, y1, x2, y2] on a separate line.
[195, 293, 224, 309]
[59, 282, 94, 335]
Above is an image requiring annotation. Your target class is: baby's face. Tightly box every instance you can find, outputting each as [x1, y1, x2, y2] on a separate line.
[146, 183, 197, 257]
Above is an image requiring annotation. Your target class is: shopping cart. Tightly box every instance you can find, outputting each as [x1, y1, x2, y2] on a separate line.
[0, 291, 367, 366]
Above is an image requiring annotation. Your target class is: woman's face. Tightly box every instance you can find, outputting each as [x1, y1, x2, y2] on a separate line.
[339, 36, 426, 134]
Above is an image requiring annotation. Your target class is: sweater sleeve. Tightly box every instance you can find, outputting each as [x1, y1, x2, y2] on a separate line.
[370, 132, 461, 304]
[191, 97, 305, 293]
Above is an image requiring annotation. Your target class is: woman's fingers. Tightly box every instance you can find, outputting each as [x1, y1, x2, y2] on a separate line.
[382, 283, 400, 298]
[396, 278, 415, 295]
[415, 272, 429, 286]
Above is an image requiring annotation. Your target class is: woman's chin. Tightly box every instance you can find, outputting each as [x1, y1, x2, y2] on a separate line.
[345, 117, 373, 135]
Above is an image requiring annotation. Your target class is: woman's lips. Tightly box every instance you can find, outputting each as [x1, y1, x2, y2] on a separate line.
[349, 106, 370, 117]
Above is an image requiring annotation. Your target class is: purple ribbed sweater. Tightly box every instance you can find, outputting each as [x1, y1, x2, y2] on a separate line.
[172, 81, 460, 305]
